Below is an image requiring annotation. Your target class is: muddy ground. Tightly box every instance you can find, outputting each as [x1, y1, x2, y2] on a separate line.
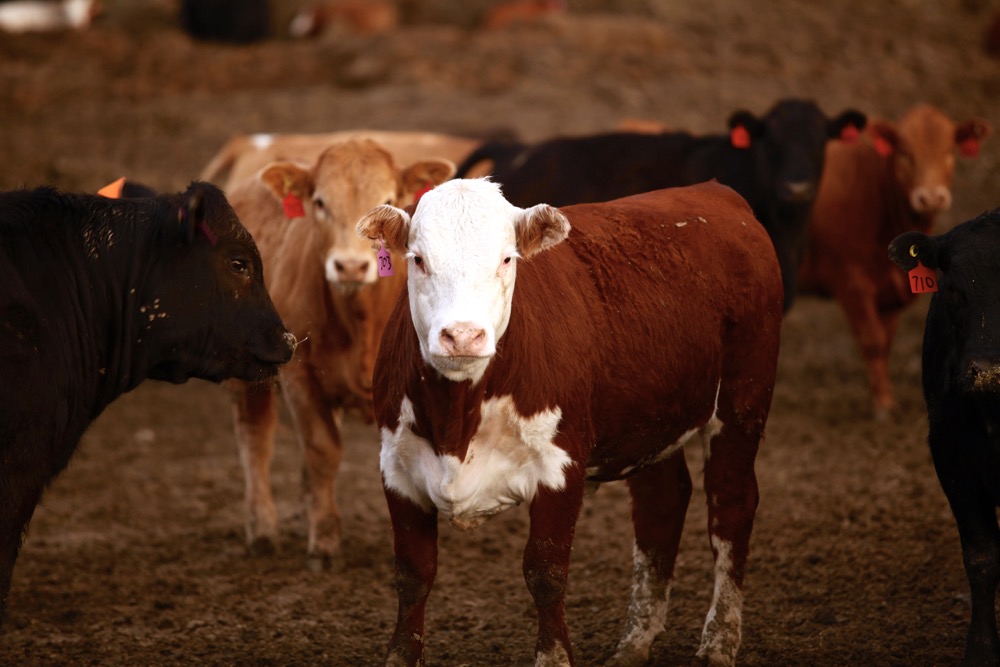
[1, 1, 1000, 665]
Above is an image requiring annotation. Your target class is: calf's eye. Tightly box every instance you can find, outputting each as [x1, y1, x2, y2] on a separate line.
[230, 259, 250, 275]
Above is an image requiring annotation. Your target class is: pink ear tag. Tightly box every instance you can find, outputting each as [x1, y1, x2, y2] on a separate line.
[377, 241, 394, 277]
[959, 137, 981, 158]
[908, 261, 938, 294]
[730, 125, 751, 149]
[283, 193, 305, 219]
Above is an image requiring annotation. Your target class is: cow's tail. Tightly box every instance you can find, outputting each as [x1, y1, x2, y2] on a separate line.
[198, 135, 253, 185]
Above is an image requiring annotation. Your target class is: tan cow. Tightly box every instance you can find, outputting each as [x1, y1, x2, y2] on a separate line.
[799, 104, 992, 418]
[201, 130, 489, 192]
[226, 138, 454, 567]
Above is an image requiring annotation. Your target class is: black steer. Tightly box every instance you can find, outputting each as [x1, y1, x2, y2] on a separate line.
[890, 213, 1000, 667]
[0, 181, 294, 627]
[457, 98, 866, 312]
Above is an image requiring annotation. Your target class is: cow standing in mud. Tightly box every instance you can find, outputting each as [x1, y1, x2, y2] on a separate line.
[225, 139, 454, 567]
[357, 179, 783, 666]
[0, 182, 295, 626]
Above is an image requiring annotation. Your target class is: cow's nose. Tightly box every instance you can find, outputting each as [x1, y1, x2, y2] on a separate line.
[910, 186, 952, 214]
[282, 332, 298, 354]
[781, 180, 816, 203]
[439, 324, 487, 357]
[333, 258, 371, 283]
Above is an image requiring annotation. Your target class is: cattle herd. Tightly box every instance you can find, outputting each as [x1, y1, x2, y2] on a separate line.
[0, 97, 997, 667]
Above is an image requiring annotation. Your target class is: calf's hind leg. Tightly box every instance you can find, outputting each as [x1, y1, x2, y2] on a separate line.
[696, 405, 763, 667]
[607, 452, 693, 667]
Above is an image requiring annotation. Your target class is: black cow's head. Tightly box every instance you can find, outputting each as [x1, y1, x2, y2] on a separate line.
[728, 98, 866, 312]
[141, 182, 295, 385]
[728, 98, 867, 205]
[890, 213, 1000, 393]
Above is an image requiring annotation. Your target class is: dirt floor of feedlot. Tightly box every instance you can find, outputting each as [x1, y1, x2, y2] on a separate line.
[2, 0, 1000, 665]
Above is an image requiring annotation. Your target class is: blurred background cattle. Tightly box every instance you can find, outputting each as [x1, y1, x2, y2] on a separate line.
[0, 1, 998, 665]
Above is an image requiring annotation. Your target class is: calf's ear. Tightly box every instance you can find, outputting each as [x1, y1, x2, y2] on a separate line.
[955, 118, 992, 158]
[727, 110, 763, 148]
[258, 162, 314, 205]
[868, 121, 899, 157]
[177, 185, 206, 244]
[829, 109, 867, 138]
[888, 231, 941, 271]
[357, 205, 410, 253]
[399, 159, 456, 205]
[514, 204, 570, 259]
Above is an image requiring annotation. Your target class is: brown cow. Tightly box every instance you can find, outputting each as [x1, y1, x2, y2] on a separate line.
[357, 179, 783, 666]
[798, 104, 992, 418]
[225, 138, 454, 567]
[200, 130, 489, 192]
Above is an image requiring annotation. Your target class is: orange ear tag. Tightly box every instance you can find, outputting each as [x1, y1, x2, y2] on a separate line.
[97, 177, 126, 198]
[908, 261, 938, 294]
[730, 126, 751, 149]
[377, 241, 394, 277]
[283, 193, 305, 219]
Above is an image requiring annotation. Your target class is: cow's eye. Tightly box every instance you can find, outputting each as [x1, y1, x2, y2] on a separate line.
[503, 256, 512, 265]
[230, 258, 250, 276]
[413, 255, 424, 267]
[314, 197, 325, 210]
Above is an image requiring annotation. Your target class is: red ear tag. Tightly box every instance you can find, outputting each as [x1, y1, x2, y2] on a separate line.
[377, 241, 394, 277]
[839, 125, 860, 143]
[908, 261, 938, 294]
[199, 221, 218, 246]
[283, 193, 305, 219]
[874, 136, 894, 158]
[959, 137, 981, 158]
[413, 182, 433, 205]
[730, 125, 751, 149]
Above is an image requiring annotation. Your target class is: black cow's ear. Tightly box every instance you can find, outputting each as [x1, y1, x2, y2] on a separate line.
[728, 110, 763, 137]
[176, 188, 203, 244]
[829, 109, 867, 138]
[888, 231, 940, 271]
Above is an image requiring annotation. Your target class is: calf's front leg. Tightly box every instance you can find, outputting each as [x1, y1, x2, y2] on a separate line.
[385, 489, 438, 667]
[524, 471, 585, 667]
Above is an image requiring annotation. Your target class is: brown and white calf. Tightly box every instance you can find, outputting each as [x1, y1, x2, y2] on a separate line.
[225, 138, 454, 568]
[357, 179, 784, 666]
[798, 104, 992, 417]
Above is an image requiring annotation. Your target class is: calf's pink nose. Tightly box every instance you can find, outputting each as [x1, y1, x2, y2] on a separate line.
[440, 324, 487, 356]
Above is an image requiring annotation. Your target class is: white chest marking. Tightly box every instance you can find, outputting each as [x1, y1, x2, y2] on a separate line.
[381, 396, 569, 529]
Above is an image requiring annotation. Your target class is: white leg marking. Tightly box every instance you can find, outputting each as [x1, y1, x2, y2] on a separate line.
[535, 644, 571, 667]
[696, 536, 743, 667]
[700, 382, 723, 461]
[610, 544, 671, 664]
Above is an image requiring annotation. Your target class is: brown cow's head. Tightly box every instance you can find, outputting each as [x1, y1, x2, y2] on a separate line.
[869, 105, 992, 217]
[257, 138, 454, 290]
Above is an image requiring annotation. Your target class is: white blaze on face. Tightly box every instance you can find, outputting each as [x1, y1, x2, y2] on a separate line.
[380, 396, 569, 529]
[406, 180, 525, 383]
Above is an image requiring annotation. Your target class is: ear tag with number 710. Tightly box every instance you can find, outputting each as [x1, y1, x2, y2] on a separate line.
[377, 241, 394, 277]
[908, 261, 937, 294]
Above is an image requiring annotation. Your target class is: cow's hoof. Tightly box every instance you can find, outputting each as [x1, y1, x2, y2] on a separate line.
[247, 535, 278, 556]
[305, 552, 342, 572]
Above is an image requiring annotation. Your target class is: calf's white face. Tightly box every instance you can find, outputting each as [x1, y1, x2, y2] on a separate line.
[357, 178, 570, 383]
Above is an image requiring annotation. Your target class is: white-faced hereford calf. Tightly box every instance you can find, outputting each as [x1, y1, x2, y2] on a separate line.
[799, 104, 991, 417]
[225, 139, 454, 567]
[0, 182, 295, 626]
[357, 179, 783, 666]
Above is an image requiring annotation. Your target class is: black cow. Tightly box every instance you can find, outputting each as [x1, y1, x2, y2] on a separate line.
[890, 214, 1000, 667]
[0, 181, 295, 627]
[457, 99, 866, 311]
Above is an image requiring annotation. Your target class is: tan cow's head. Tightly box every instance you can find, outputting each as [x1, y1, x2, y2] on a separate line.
[257, 138, 454, 288]
[868, 105, 992, 216]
